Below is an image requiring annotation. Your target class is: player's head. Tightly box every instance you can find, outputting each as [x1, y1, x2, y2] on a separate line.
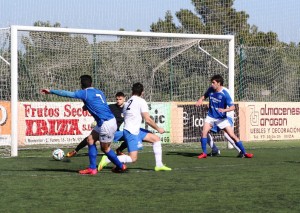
[211, 74, 224, 86]
[115, 91, 125, 106]
[132, 82, 144, 96]
[80, 75, 92, 89]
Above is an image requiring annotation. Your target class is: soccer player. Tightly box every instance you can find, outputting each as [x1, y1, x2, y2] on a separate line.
[98, 82, 172, 171]
[41, 75, 127, 175]
[66, 91, 126, 157]
[206, 108, 242, 157]
[196, 74, 253, 159]
[207, 122, 242, 157]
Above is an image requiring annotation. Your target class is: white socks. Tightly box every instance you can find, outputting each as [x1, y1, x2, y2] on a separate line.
[105, 154, 133, 164]
[117, 155, 133, 164]
[224, 132, 241, 152]
[153, 141, 163, 167]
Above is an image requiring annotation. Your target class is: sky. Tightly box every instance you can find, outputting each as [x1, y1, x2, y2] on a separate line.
[0, 0, 299, 43]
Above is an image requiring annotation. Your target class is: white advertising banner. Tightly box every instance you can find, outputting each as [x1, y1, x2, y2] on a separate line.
[20, 102, 94, 145]
[19, 102, 171, 145]
[239, 102, 300, 141]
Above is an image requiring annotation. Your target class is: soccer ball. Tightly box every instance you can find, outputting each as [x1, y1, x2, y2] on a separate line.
[52, 148, 65, 161]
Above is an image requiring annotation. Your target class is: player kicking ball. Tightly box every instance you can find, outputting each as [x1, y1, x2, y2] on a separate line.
[98, 82, 172, 172]
[196, 74, 253, 159]
[41, 75, 127, 175]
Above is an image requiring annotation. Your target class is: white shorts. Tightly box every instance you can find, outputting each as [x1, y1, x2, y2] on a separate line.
[93, 118, 117, 142]
[205, 116, 231, 130]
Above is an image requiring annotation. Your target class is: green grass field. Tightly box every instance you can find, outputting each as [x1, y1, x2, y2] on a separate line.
[0, 141, 300, 213]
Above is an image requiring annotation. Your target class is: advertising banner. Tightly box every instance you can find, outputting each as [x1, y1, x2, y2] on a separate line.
[178, 103, 240, 143]
[19, 102, 171, 145]
[0, 101, 11, 145]
[239, 102, 300, 141]
[20, 102, 94, 145]
[142, 102, 171, 143]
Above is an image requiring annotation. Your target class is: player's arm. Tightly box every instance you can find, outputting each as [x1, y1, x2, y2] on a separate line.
[218, 105, 235, 113]
[196, 95, 206, 106]
[196, 87, 211, 106]
[218, 91, 235, 113]
[142, 112, 165, 134]
[41, 89, 76, 98]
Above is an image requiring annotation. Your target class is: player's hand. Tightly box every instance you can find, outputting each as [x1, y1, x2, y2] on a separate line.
[41, 89, 50, 94]
[218, 108, 225, 113]
[157, 127, 165, 134]
[195, 99, 203, 106]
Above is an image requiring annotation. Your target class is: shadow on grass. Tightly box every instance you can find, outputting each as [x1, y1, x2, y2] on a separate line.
[166, 151, 238, 158]
[34, 168, 78, 173]
[166, 151, 199, 157]
[284, 160, 300, 164]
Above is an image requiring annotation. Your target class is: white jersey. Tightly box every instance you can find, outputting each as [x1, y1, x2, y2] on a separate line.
[123, 95, 148, 135]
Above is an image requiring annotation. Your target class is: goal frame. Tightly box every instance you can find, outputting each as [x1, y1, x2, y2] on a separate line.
[10, 25, 235, 156]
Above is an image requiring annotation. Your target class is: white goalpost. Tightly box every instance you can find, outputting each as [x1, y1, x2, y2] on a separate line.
[8, 25, 235, 157]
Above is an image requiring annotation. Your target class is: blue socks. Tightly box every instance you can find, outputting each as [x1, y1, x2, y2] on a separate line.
[105, 149, 123, 169]
[88, 144, 98, 169]
[200, 138, 207, 154]
[235, 141, 246, 154]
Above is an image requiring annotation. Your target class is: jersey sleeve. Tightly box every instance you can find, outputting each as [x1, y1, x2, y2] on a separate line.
[140, 99, 149, 113]
[223, 90, 234, 107]
[50, 89, 76, 98]
[203, 87, 213, 98]
[74, 90, 86, 101]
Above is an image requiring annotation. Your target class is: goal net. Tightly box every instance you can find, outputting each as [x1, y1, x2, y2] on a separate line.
[2, 26, 235, 156]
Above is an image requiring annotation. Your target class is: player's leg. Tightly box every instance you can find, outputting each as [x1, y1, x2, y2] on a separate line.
[141, 129, 171, 171]
[113, 131, 127, 155]
[207, 125, 221, 156]
[222, 126, 253, 158]
[224, 117, 242, 156]
[223, 132, 241, 155]
[79, 130, 99, 175]
[98, 129, 134, 171]
[116, 142, 127, 155]
[198, 118, 213, 159]
[207, 133, 221, 156]
[100, 119, 127, 172]
[67, 137, 88, 157]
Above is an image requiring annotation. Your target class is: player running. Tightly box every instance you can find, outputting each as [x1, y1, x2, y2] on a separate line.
[196, 74, 253, 159]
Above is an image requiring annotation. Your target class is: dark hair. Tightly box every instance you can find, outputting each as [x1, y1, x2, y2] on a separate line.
[132, 82, 144, 96]
[80, 75, 92, 89]
[115, 91, 125, 97]
[211, 74, 224, 86]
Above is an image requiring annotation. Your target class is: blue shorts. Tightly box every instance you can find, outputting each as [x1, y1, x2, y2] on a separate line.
[210, 117, 233, 133]
[113, 131, 124, 142]
[123, 128, 150, 152]
[113, 129, 149, 142]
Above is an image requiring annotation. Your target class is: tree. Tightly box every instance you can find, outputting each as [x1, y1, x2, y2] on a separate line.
[149, 0, 300, 102]
[19, 21, 93, 101]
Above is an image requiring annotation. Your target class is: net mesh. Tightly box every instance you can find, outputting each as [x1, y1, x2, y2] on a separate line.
[15, 31, 229, 103]
[0, 28, 11, 101]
